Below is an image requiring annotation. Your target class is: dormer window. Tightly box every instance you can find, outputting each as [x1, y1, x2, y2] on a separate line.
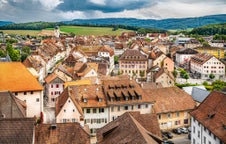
[98, 98, 102, 102]
[83, 98, 87, 103]
[125, 97, 128, 101]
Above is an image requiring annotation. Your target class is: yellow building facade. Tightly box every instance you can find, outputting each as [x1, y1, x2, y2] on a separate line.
[157, 110, 191, 130]
[195, 47, 225, 59]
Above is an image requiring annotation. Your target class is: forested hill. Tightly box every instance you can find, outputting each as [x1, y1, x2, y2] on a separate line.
[63, 14, 226, 30]
[0, 21, 14, 26]
[0, 14, 226, 31]
[189, 23, 226, 35]
[0, 22, 61, 30]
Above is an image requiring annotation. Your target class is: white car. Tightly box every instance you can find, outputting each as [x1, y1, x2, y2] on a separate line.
[179, 127, 188, 134]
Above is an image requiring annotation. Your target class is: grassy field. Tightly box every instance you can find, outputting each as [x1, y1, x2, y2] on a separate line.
[0, 30, 41, 36]
[47, 26, 132, 36]
[0, 25, 133, 36]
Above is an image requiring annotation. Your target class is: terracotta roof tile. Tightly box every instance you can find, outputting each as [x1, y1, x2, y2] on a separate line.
[190, 91, 226, 143]
[0, 91, 26, 118]
[72, 85, 107, 108]
[190, 53, 213, 65]
[119, 49, 148, 61]
[97, 112, 162, 144]
[98, 45, 114, 57]
[154, 67, 175, 80]
[35, 123, 90, 144]
[55, 87, 84, 117]
[0, 118, 35, 144]
[144, 87, 196, 114]
[103, 79, 155, 105]
[0, 62, 43, 92]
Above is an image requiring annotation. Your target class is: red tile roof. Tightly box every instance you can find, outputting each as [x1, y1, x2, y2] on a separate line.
[144, 87, 196, 114]
[97, 112, 162, 144]
[190, 53, 213, 65]
[190, 91, 226, 143]
[0, 62, 43, 92]
[102, 79, 155, 105]
[35, 123, 90, 144]
[119, 49, 148, 61]
[55, 87, 84, 117]
[0, 91, 26, 118]
[0, 118, 35, 144]
[98, 45, 114, 57]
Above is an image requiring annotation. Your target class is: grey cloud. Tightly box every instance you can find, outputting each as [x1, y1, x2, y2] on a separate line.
[0, 0, 225, 22]
[57, 0, 151, 12]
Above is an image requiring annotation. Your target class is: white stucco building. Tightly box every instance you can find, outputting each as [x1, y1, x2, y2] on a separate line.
[175, 48, 199, 65]
[45, 73, 65, 107]
[0, 62, 43, 117]
[190, 53, 225, 79]
[190, 91, 226, 144]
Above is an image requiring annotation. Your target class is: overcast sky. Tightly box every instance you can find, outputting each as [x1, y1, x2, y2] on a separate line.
[0, 0, 226, 22]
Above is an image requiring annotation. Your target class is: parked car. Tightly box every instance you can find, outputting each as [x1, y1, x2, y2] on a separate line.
[162, 131, 173, 139]
[187, 126, 191, 132]
[172, 128, 182, 134]
[179, 127, 188, 134]
[163, 140, 174, 144]
[162, 133, 168, 141]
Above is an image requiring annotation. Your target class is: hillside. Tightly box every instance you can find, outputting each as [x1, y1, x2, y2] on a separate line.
[63, 14, 226, 30]
[1, 14, 226, 31]
[190, 23, 226, 35]
[0, 21, 14, 26]
[0, 22, 61, 30]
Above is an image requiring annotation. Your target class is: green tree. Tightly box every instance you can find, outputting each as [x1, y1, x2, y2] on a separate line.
[145, 38, 151, 42]
[203, 41, 210, 47]
[6, 44, 21, 61]
[172, 70, 178, 78]
[6, 38, 18, 44]
[0, 50, 6, 57]
[140, 70, 145, 78]
[112, 25, 119, 31]
[180, 69, 186, 77]
[183, 73, 189, 82]
[21, 46, 31, 62]
[114, 56, 119, 64]
[212, 80, 226, 91]
[137, 28, 146, 34]
[202, 81, 209, 86]
[209, 73, 215, 80]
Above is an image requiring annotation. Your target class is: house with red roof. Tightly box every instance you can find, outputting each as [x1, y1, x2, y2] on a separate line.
[0, 62, 43, 117]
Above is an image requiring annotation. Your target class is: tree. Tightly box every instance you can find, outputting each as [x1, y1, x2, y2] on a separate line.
[137, 28, 146, 34]
[209, 73, 215, 80]
[6, 38, 18, 44]
[0, 50, 6, 57]
[180, 69, 186, 77]
[114, 56, 119, 64]
[140, 70, 145, 78]
[145, 38, 151, 42]
[6, 44, 20, 61]
[21, 46, 31, 62]
[183, 73, 189, 82]
[212, 80, 226, 91]
[202, 41, 210, 47]
[112, 25, 119, 31]
[172, 70, 178, 78]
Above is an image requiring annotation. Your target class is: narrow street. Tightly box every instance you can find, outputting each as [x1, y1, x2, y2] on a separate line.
[43, 107, 55, 124]
[172, 133, 190, 144]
